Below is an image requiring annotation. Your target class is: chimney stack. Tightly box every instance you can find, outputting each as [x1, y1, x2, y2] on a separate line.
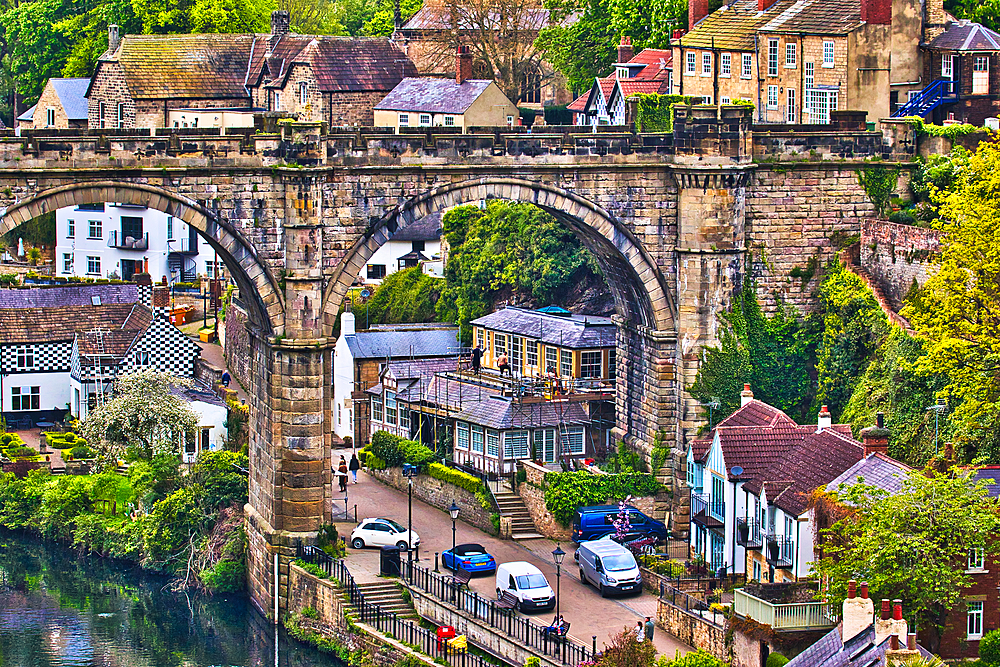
[617, 37, 634, 65]
[860, 0, 891, 23]
[270, 10, 290, 48]
[875, 599, 895, 646]
[740, 383, 754, 407]
[818, 405, 832, 431]
[757, 0, 779, 11]
[688, 0, 710, 30]
[456, 45, 473, 85]
[861, 412, 889, 457]
[341, 311, 356, 337]
[842, 581, 875, 642]
[108, 24, 120, 54]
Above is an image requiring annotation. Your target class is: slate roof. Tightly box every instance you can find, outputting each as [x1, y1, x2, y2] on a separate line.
[17, 105, 35, 122]
[927, 20, 1000, 51]
[471, 307, 616, 349]
[759, 0, 863, 35]
[0, 284, 138, 309]
[785, 625, 933, 667]
[373, 357, 460, 403]
[344, 327, 460, 360]
[972, 466, 1000, 498]
[678, 0, 797, 50]
[374, 78, 495, 114]
[394, 211, 442, 242]
[0, 303, 139, 345]
[826, 452, 912, 496]
[49, 77, 91, 120]
[452, 395, 591, 430]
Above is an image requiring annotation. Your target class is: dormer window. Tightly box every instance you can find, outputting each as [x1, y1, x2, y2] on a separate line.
[617, 67, 629, 79]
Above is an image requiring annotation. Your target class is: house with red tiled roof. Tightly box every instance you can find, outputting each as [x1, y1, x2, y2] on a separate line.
[687, 384, 865, 581]
[568, 38, 673, 126]
[86, 11, 417, 130]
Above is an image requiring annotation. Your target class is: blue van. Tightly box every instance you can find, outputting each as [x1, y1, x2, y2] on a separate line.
[571, 505, 668, 544]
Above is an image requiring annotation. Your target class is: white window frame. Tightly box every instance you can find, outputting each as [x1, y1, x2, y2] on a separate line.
[456, 421, 470, 450]
[526, 340, 538, 368]
[561, 426, 585, 455]
[701, 52, 712, 76]
[88, 219, 102, 240]
[785, 43, 796, 68]
[11, 386, 40, 411]
[273, 91, 281, 110]
[46, 107, 56, 126]
[768, 39, 779, 76]
[686, 52, 696, 74]
[787, 88, 796, 122]
[822, 41, 835, 68]
[511, 336, 523, 374]
[486, 429, 500, 457]
[721, 97, 731, 104]
[385, 390, 397, 426]
[166, 216, 173, 239]
[62, 253, 73, 273]
[767, 85, 779, 109]
[87, 255, 101, 275]
[545, 346, 558, 374]
[372, 395, 384, 423]
[617, 67, 629, 79]
[974, 56, 990, 94]
[942, 54, 954, 80]
[805, 62, 815, 89]
[720, 53, 731, 77]
[560, 350, 572, 378]
[299, 81, 308, 105]
[16, 346, 34, 369]
[471, 424, 485, 454]
[444, 116, 455, 126]
[399, 113, 409, 127]
[581, 350, 602, 378]
[419, 114, 431, 126]
[67, 219, 75, 238]
[968, 547, 986, 571]
[609, 349, 616, 378]
[742, 53, 753, 79]
[117, 102, 125, 128]
[969, 600, 984, 640]
[503, 429, 530, 459]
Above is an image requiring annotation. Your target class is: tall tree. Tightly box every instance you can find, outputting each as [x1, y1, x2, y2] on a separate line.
[904, 141, 1000, 462]
[815, 467, 1000, 653]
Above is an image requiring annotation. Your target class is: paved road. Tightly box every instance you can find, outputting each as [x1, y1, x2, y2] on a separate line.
[330, 449, 691, 659]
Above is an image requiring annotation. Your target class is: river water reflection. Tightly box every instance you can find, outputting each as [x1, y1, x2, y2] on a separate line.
[0, 532, 345, 667]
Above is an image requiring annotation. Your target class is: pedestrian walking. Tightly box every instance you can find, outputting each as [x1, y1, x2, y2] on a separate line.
[349, 453, 360, 483]
[497, 352, 510, 377]
[221, 370, 231, 388]
[471, 344, 483, 374]
[634, 621, 644, 642]
[338, 456, 348, 493]
[644, 616, 654, 642]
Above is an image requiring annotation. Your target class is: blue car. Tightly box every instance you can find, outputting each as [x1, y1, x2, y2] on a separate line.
[442, 543, 497, 574]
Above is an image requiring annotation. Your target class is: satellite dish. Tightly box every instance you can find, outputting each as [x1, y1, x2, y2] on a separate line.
[360, 288, 372, 301]
[730, 466, 744, 477]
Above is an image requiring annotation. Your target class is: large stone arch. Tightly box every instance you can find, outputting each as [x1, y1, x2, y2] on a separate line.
[0, 181, 283, 333]
[321, 177, 675, 336]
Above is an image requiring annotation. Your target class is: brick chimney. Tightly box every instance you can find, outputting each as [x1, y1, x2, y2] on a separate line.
[456, 45, 473, 85]
[757, 0, 780, 11]
[108, 24, 121, 54]
[818, 405, 832, 431]
[924, 0, 947, 43]
[861, 0, 891, 23]
[842, 580, 874, 642]
[740, 383, 754, 407]
[861, 412, 889, 457]
[689, 0, 710, 30]
[618, 36, 634, 64]
[270, 10, 290, 49]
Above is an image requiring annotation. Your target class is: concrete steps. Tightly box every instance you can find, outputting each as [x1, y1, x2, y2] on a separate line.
[494, 490, 544, 540]
[351, 581, 418, 618]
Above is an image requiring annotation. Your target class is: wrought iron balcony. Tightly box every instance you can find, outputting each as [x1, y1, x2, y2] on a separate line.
[733, 589, 837, 631]
[691, 492, 725, 528]
[108, 230, 148, 250]
[765, 535, 795, 569]
[168, 237, 198, 254]
[736, 518, 764, 549]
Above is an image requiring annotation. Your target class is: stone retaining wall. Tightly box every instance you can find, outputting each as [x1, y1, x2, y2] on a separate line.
[657, 597, 730, 663]
[860, 218, 943, 310]
[223, 301, 251, 390]
[368, 466, 496, 535]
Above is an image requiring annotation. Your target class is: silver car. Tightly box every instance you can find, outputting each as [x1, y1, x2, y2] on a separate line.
[576, 539, 642, 596]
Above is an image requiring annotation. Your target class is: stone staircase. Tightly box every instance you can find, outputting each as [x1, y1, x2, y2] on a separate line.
[493, 489, 544, 540]
[351, 581, 418, 618]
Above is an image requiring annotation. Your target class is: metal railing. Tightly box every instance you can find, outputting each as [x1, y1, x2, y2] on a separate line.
[168, 237, 198, 253]
[691, 493, 725, 524]
[764, 536, 794, 569]
[736, 518, 764, 549]
[892, 79, 958, 118]
[401, 560, 593, 665]
[733, 589, 837, 631]
[107, 230, 148, 250]
[658, 581, 725, 628]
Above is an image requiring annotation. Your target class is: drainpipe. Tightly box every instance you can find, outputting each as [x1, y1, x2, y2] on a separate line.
[794, 518, 801, 580]
[274, 551, 279, 625]
[755, 34, 762, 122]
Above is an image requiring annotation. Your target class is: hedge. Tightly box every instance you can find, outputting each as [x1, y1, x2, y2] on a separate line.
[370, 430, 435, 467]
[543, 470, 665, 526]
[427, 462, 482, 494]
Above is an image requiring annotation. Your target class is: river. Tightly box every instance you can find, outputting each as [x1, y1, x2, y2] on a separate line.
[0, 532, 345, 667]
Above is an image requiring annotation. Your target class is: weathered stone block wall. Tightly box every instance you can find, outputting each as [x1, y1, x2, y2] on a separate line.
[223, 300, 251, 389]
[330, 91, 386, 127]
[368, 465, 496, 535]
[87, 63, 135, 129]
[860, 218, 942, 310]
[657, 597, 729, 662]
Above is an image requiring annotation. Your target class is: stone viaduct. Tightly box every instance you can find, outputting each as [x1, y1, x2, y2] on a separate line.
[0, 106, 912, 618]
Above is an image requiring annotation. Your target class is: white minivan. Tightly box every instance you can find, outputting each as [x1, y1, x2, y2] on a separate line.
[495, 562, 556, 612]
[575, 539, 642, 596]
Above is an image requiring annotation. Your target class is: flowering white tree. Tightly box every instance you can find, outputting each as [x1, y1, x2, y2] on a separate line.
[82, 369, 200, 468]
[612, 495, 632, 542]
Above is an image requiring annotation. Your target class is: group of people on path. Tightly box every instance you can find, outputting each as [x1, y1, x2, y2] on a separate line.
[335, 453, 360, 492]
[635, 617, 655, 643]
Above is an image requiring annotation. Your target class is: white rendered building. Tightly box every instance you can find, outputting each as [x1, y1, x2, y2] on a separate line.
[55, 202, 217, 283]
[361, 213, 441, 285]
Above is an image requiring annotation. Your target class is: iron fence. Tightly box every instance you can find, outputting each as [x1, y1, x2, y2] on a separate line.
[658, 581, 726, 629]
[401, 560, 593, 665]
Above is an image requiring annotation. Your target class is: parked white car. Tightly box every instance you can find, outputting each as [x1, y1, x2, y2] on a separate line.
[495, 561, 555, 612]
[350, 518, 420, 550]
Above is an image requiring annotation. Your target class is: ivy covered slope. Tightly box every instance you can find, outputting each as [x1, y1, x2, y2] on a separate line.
[0, 451, 250, 593]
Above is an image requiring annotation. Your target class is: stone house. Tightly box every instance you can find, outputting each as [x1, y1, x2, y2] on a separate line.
[918, 20, 1000, 125]
[87, 12, 417, 130]
[673, 0, 937, 123]
[373, 49, 519, 132]
[687, 386, 864, 578]
[17, 78, 90, 131]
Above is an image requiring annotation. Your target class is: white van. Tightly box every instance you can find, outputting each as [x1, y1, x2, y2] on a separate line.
[495, 562, 556, 612]
[575, 539, 642, 596]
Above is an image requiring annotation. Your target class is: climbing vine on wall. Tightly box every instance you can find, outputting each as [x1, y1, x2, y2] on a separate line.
[857, 166, 900, 216]
[633, 94, 699, 132]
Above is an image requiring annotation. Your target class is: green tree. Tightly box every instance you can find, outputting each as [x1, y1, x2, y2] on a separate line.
[189, 0, 274, 33]
[815, 467, 1000, 653]
[944, 0, 1000, 31]
[535, 0, 618, 94]
[353, 266, 444, 326]
[0, 0, 73, 102]
[904, 141, 1000, 462]
[190, 450, 249, 508]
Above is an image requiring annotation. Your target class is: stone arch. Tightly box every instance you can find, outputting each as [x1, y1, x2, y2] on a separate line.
[322, 177, 674, 337]
[0, 181, 283, 333]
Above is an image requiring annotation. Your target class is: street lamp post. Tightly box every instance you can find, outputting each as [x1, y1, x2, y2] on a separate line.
[448, 500, 460, 568]
[552, 545, 566, 621]
[403, 464, 419, 570]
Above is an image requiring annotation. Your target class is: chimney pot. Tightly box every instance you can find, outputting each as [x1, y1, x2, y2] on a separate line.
[907, 633, 917, 650]
[881, 599, 891, 620]
[108, 24, 120, 53]
[860, 582, 869, 599]
[618, 36, 634, 64]
[848, 580, 857, 599]
[876, 412, 884, 429]
[890, 634, 899, 650]
[893, 600, 903, 621]
[740, 383, 754, 407]
[818, 405, 832, 431]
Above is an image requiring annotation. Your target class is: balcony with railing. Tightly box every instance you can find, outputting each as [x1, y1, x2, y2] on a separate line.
[168, 237, 198, 254]
[108, 230, 148, 250]
[733, 589, 837, 632]
[691, 492, 725, 528]
[736, 518, 764, 549]
[765, 535, 794, 569]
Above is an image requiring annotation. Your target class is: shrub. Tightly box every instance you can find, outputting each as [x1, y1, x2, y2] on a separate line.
[765, 654, 788, 667]
[190, 451, 249, 508]
[0, 434, 11, 446]
[294, 558, 331, 580]
[526, 658, 541, 667]
[301, 606, 320, 620]
[656, 649, 729, 667]
[980, 629, 1000, 666]
[63, 433, 76, 443]
[544, 471, 665, 526]
[427, 462, 482, 494]
[638, 554, 686, 577]
[70, 445, 95, 460]
[887, 211, 916, 225]
[200, 559, 246, 593]
[370, 430, 436, 468]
